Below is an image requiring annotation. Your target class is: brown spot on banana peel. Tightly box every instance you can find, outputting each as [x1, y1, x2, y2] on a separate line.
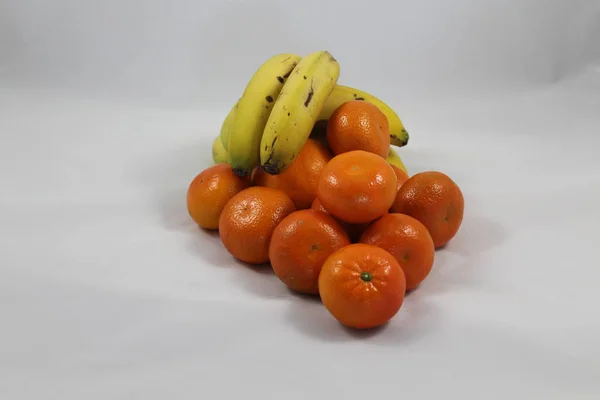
[304, 79, 314, 107]
[277, 76, 284, 83]
[283, 70, 293, 79]
[355, 97, 365, 101]
[266, 95, 274, 103]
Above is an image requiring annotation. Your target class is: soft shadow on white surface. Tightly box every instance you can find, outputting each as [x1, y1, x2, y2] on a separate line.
[187, 229, 291, 300]
[285, 290, 442, 344]
[282, 214, 508, 342]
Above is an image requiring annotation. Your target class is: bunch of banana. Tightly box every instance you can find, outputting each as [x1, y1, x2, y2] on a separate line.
[211, 50, 410, 175]
[260, 51, 341, 175]
[227, 53, 302, 177]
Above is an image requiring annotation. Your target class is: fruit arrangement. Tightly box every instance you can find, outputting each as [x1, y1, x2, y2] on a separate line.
[190, 50, 464, 330]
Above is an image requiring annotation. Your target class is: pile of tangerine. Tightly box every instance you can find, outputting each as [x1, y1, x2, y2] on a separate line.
[187, 101, 464, 330]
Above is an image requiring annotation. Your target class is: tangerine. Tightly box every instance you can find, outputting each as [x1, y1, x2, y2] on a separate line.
[269, 209, 350, 294]
[253, 139, 332, 209]
[390, 165, 409, 194]
[219, 187, 295, 264]
[311, 197, 378, 243]
[186, 163, 250, 229]
[392, 171, 464, 248]
[326, 100, 390, 157]
[318, 243, 406, 329]
[360, 213, 435, 290]
[317, 150, 397, 224]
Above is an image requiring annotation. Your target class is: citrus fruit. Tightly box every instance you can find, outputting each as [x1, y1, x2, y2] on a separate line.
[360, 213, 435, 290]
[269, 209, 350, 294]
[253, 138, 332, 209]
[391, 171, 464, 248]
[311, 197, 330, 215]
[311, 197, 378, 243]
[186, 163, 251, 229]
[219, 187, 295, 264]
[318, 243, 406, 329]
[326, 100, 390, 157]
[390, 165, 409, 193]
[317, 150, 397, 224]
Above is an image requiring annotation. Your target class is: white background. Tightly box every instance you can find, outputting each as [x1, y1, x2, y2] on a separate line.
[1, 0, 600, 399]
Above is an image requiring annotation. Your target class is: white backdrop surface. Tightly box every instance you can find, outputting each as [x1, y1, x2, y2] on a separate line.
[1, 1, 600, 399]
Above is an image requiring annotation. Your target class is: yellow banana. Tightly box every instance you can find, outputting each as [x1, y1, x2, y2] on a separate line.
[219, 101, 238, 151]
[228, 53, 302, 176]
[318, 85, 409, 147]
[386, 147, 408, 174]
[260, 51, 340, 175]
[212, 136, 229, 164]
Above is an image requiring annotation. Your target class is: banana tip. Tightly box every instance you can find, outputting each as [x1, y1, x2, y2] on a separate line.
[232, 168, 250, 178]
[400, 130, 409, 146]
[261, 163, 281, 176]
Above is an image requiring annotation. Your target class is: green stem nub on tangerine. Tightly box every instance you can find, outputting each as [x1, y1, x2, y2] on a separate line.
[360, 272, 372, 282]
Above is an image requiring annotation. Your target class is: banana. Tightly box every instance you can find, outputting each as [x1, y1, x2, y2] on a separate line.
[318, 85, 409, 147]
[260, 51, 340, 175]
[386, 147, 408, 174]
[228, 53, 302, 177]
[212, 136, 229, 164]
[219, 101, 238, 151]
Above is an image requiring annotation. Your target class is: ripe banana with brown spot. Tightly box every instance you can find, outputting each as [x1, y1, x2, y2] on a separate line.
[260, 51, 340, 175]
[228, 53, 302, 177]
[386, 147, 408, 174]
[318, 85, 409, 147]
